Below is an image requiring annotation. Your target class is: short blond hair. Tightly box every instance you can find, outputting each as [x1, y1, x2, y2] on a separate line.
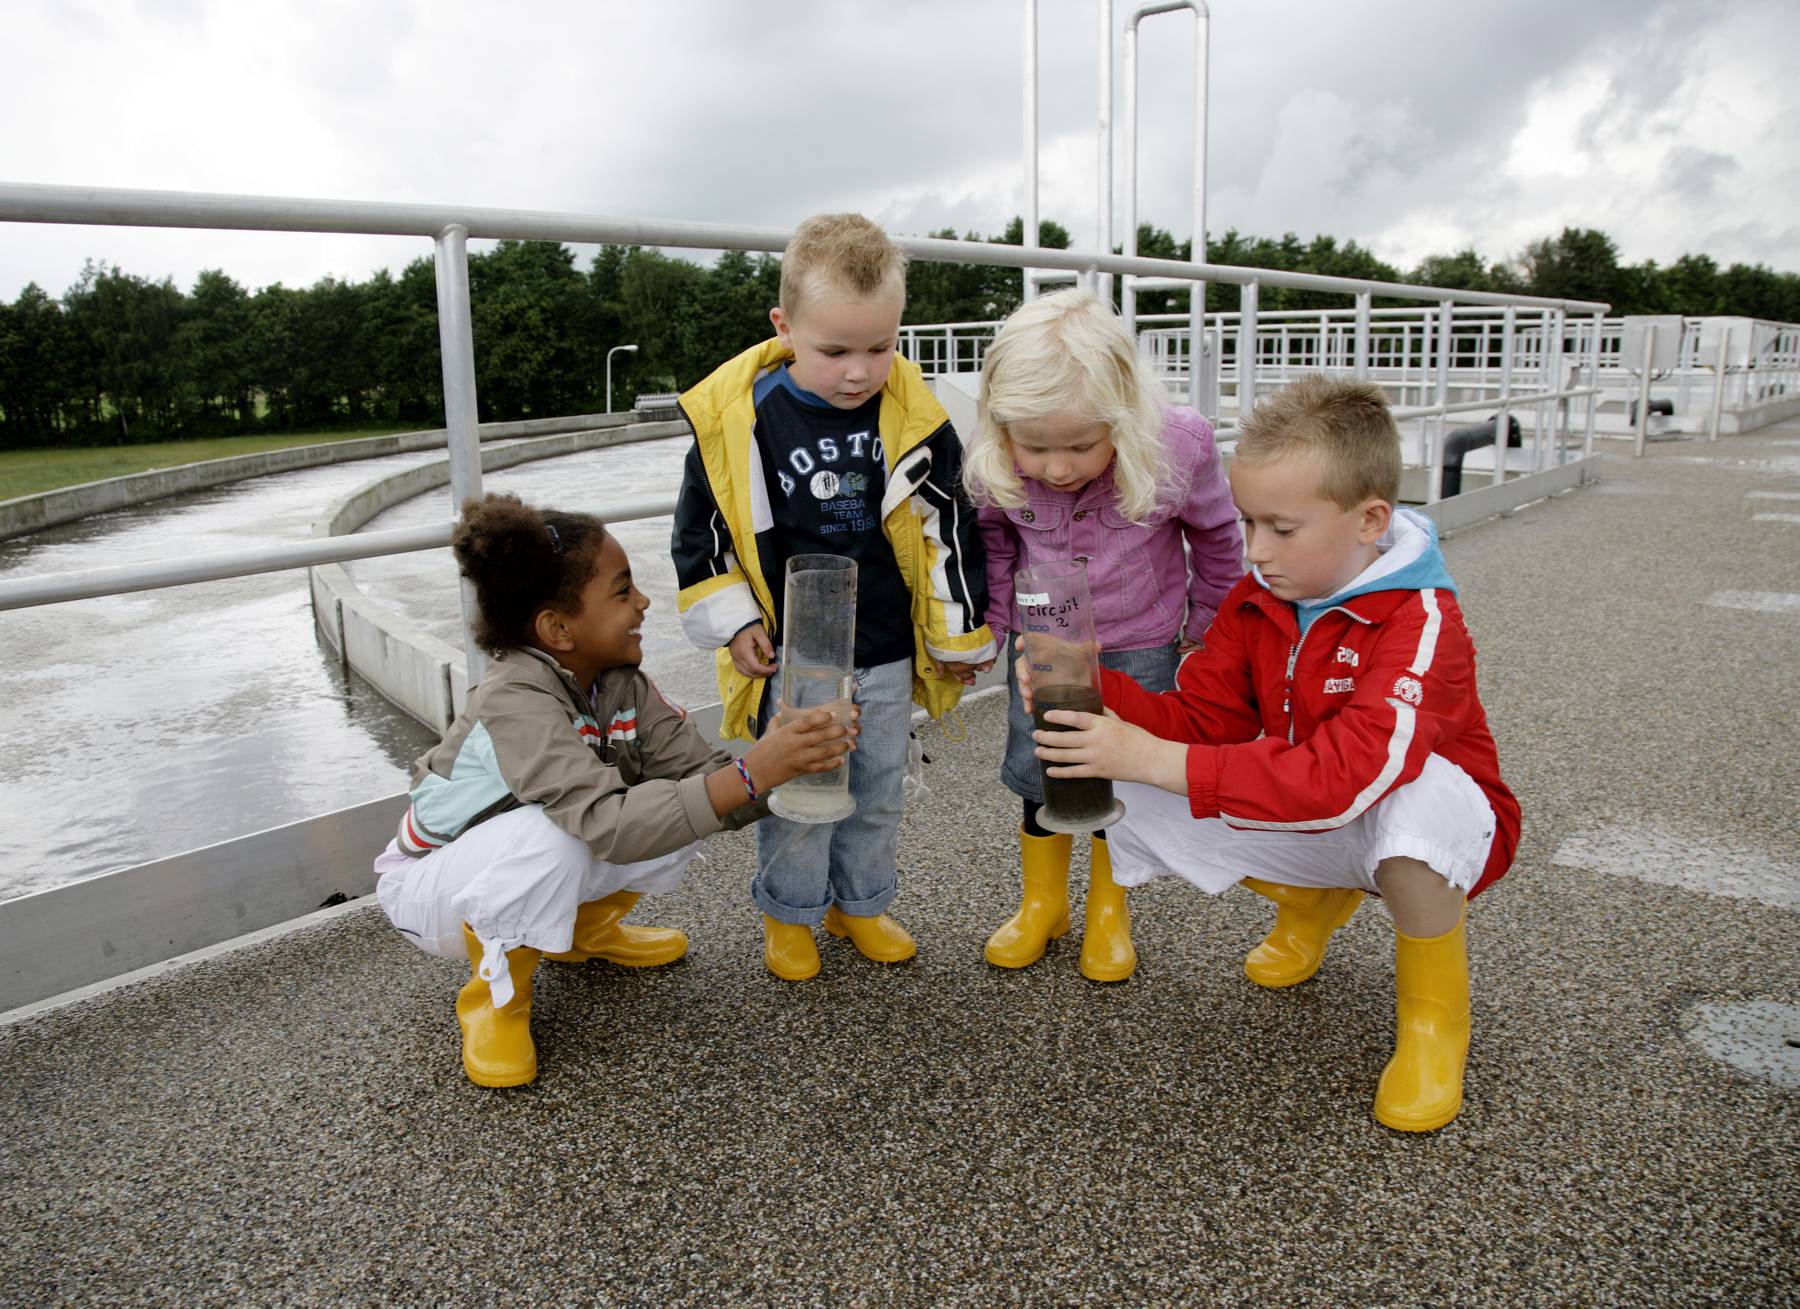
[1235, 375, 1401, 507]
[778, 213, 908, 319]
[963, 289, 1169, 522]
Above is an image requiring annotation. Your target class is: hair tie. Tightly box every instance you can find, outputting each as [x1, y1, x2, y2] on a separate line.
[546, 524, 563, 554]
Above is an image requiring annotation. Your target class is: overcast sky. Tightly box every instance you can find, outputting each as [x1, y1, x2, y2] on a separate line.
[3, 0, 1796, 304]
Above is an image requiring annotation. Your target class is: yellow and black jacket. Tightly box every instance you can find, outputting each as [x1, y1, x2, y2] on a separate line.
[672, 338, 995, 741]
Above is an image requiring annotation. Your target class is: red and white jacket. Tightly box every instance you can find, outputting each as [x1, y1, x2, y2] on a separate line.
[1101, 569, 1520, 898]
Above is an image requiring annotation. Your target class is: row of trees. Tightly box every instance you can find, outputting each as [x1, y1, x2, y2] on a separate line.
[3, 222, 1797, 450]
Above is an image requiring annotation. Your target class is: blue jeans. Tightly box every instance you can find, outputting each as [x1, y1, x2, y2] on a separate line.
[753, 655, 912, 925]
[1000, 635, 1180, 803]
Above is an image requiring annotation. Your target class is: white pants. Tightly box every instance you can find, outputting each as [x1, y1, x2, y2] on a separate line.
[374, 804, 698, 1006]
[1106, 754, 1496, 898]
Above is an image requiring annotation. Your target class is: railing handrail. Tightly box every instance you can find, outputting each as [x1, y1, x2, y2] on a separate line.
[0, 181, 1611, 314]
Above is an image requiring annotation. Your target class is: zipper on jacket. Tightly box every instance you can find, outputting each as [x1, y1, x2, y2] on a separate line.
[1282, 606, 1374, 744]
[1282, 634, 1306, 744]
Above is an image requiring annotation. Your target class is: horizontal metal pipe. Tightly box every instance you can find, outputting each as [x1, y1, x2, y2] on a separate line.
[0, 494, 678, 612]
[0, 181, 1611, 314]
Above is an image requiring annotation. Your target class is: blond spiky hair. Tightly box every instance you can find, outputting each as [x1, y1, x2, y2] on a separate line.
[779, 213, 908, 318]
[1235, 374, 1402, 507]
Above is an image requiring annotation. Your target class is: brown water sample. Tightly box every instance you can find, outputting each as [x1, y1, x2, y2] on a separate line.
[1032, 684, 1115, 823]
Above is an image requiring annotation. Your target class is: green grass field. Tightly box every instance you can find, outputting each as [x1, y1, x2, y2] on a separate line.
[0, 428, 419, 501]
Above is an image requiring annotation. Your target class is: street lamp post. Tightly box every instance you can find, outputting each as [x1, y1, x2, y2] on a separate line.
[606, 343, 639, 414]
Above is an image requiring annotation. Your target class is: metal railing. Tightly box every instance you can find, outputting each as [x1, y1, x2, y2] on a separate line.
[0, 181, 1611, 683]
[906, 304, 1800, 453]
[0, 181, 1619, 1014]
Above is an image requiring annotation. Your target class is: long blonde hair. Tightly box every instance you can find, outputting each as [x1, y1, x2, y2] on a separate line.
[963, 289, 1170, 522]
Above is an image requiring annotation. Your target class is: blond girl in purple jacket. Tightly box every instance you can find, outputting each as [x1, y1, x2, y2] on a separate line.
[963, 289, 1242, 980]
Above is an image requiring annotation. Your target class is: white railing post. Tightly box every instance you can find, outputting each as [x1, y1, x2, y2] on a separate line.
[1237, 281, 1260, 419]
[1708, 324, 1730, 442]
[1354, 290, 1371, 378]
[1583, 312, 1603, 461]
[1188, 282, 1205, 408]
[1427, 299, 1451, 504]
[1492, 305, 1515, 487]
[433, 222, 488, 683]
[1634, 324, 1657, 458]
[1546, 307, 1565, 468]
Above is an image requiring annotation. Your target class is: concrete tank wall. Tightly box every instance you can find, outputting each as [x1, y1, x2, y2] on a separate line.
[309, 420, 687, 731]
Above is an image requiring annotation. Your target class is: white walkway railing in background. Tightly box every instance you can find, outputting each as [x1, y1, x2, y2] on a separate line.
[903, 306, 1800, 449]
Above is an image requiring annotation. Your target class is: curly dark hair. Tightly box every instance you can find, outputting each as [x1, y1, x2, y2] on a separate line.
[450, 493, 609, 654]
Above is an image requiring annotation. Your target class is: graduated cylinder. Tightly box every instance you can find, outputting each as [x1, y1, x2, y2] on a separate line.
[767, 554, 858, 824]
[1016, 559, 1125, 834]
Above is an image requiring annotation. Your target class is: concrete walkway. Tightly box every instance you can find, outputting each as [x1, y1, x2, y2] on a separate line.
[2, 426, 1796, 1306]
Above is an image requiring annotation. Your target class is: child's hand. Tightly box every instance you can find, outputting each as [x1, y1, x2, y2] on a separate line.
[728, 623, 778, 678]
[744, 702, 859, 791]
[935, 657, 994, 686]
[1014, 652, 1035, 715]
[1034, 706, 1188, 795]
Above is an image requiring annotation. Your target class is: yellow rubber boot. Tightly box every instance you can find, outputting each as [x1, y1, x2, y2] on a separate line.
[984, 828, 1073, 968]
[762, 915, 822, 981]
[1078, 837, 1136, 982]
[1375, 913, 1471, 1132]
[543, 890, 689, 967]
[1240, 877, 1365, 988]
[455, 926, 541, 1088]
[823, 905, 918, 963]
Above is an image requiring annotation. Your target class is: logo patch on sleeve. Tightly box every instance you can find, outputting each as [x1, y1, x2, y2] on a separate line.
[1392, 676, 1424, 705]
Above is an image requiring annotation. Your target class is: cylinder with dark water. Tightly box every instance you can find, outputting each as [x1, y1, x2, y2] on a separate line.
[1015, 559, 1125, 833]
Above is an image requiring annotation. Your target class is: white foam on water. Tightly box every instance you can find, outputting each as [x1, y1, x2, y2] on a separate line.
[1752, 512, 1800, 524]
[1706, 590, 1800, 617]
[1747, 490, 1800, 500]
[1551, 823, 1800, 911]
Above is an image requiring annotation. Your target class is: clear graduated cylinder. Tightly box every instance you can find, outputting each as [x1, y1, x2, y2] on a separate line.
[1016, 558, 1125, 834]
[767, 554, 858, 824]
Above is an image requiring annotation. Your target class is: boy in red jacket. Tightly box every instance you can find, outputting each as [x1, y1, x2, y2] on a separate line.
[1023, 375, 1519, 1131]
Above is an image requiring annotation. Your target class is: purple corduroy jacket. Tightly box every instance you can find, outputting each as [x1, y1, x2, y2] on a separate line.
[978, 406, 1244, 650]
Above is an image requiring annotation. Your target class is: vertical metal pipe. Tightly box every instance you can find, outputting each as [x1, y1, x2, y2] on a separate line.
[1023, 0, 1039, 303]
[433, 223, 488, 683]
[1708, 324, 1729, 442]
[1633, 324, 1656, 458]
[1122, 13, 1139, 333]
[1096, 0, 1114, 306]
[1354, 290, 1371, 378]
[1191, 1, 1208, 298]
[1236, 280, 1259, 419]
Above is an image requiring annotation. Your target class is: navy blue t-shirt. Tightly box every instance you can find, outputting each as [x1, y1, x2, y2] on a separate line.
[752, 365, 914, 666]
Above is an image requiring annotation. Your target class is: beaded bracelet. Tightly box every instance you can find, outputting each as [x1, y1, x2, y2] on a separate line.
[733, 756, 758, 801]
